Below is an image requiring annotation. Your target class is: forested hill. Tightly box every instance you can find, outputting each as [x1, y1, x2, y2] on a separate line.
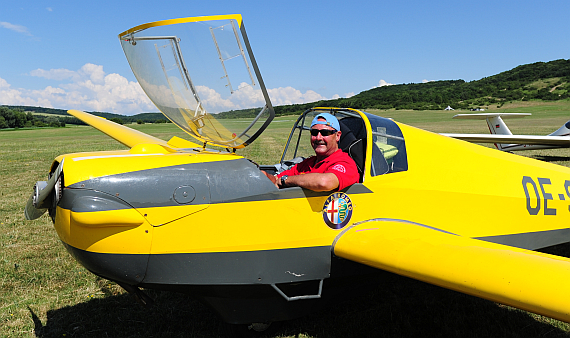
[268, 58, 570, 116]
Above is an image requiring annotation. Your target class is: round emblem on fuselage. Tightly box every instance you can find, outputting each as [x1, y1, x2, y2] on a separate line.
[322, 192, 353, 229]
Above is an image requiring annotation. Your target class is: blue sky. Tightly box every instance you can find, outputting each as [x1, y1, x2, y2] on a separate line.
[1, 0, 569, 115]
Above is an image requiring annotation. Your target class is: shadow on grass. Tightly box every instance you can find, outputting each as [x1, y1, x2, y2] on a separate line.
[529, 154, 570, 162]
[31, 271, 569, 338]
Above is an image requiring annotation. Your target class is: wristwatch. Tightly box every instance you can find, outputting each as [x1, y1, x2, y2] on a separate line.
[280, 175, 289, 187]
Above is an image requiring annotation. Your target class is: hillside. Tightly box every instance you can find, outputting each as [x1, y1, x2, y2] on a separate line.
[268, 58, 570, 116]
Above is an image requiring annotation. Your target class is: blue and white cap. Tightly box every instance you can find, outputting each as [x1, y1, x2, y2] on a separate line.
[311, 113, 340, 131]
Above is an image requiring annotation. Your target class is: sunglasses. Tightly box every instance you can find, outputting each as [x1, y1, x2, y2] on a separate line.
[310, 128, 337, 137]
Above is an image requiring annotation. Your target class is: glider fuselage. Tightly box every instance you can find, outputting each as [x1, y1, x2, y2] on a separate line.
[44, 112, 570, 323]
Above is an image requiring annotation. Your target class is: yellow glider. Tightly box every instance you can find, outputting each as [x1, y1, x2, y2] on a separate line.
[24, 14, 570, 327]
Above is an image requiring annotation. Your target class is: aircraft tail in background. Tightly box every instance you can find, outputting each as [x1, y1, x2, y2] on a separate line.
[550, 119, 570, 137]
[454, 113, 527, 150]
[441, 113, 570, 151]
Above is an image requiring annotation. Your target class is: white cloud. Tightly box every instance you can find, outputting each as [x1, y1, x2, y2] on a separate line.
[197, 85, 236, 110]
[29, 68, 78, 81]
[376, 79, 394, 87]
[80, 64, 106, 83]
[267, 86, 326, 106]
[1, 64, 155, 115]
[29, 63, 106, 83]
[0, 78, 10, 89]
[0, 21, 31, 36]
[422, 79, 434, 83]
[0, 79, 50, 107]
[47, 7, 53, 12]
[227, 83, 265, 108]
[153, 83, 325, 113]
[331, 92, 355, 99]
[1, 64, 337, 116]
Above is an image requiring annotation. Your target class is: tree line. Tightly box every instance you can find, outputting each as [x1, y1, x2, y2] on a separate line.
[0, 106, 171, 130]
[0, 107, 73, 129]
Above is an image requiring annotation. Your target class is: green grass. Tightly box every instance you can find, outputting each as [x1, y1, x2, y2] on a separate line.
[30, 113, 70, 118]
[2, 104, 570, 337]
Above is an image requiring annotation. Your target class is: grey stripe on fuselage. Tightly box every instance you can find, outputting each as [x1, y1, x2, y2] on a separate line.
[222, 182, 373, 204]
[62, 241, 148, 285]
[63, 243, 331, 285]
[331, 217, 570, 252]
[476, 228, 570, 250]
[63, 158, 372, 211]
[143, 246, 331, 285]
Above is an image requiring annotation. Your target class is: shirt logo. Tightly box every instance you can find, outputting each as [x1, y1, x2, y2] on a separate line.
[322, 192, 353, 229]
[331, 164, 346, 173]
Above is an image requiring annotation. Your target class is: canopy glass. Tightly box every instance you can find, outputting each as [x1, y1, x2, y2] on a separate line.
[119, 15, 274, 149]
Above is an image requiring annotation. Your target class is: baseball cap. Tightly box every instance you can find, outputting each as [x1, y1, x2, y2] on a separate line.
[311, 113, 340, 131]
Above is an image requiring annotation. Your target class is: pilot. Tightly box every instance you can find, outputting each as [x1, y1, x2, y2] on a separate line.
[263, 113, 359, 191]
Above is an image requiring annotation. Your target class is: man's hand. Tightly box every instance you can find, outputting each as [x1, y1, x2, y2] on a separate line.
[261, 170, 279, 189]
[262, 170, 339, 192]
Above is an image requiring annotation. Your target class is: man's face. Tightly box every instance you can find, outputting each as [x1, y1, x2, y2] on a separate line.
[310, 122, 341, 158]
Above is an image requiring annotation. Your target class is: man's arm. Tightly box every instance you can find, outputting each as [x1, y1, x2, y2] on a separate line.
[262, 170, 338, 191]
[280, 172, 339, 192]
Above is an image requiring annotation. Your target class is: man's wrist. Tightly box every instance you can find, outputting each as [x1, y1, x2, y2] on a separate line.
[280, 175, 289, 187]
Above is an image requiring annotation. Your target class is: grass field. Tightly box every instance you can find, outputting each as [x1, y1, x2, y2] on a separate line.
[2, 102, 570, 337]
[30, 113, 70, 118]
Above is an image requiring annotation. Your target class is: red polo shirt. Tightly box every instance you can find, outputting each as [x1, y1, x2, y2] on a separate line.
[277, 149, 359, 191]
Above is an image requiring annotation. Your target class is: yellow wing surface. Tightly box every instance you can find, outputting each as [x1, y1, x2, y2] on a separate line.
[68, 110, 200, 149]
[68, 110, 170, 148]
[333, 219, 570, 322]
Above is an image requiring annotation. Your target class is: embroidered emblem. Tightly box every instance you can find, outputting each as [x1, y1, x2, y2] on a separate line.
[322, 192, 353, 229]
[331, 164, 346, 173]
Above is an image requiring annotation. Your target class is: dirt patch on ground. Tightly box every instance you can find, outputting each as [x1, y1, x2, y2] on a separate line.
[496, 101, 561, 109]
[550, 83, 566, 92]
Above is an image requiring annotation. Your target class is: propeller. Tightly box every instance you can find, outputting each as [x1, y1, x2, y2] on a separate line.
[24, 160, 64, 220]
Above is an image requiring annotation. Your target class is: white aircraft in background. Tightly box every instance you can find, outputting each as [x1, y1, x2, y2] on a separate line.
[441, 113, 570, 151]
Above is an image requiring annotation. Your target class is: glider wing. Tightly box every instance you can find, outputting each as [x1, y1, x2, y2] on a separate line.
[333, 219, 570, 322]
[441, 133, 570, 146]
[451, 113, 531, 120]
[68, 109, 171, 148]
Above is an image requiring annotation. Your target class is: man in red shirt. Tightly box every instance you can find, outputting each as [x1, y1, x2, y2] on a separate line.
[264, 113, 359, 191]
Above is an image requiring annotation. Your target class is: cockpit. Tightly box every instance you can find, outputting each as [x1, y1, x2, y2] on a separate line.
[263, 108, 408, 182]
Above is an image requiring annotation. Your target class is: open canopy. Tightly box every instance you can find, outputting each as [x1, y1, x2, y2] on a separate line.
[118, 15, 274, 149]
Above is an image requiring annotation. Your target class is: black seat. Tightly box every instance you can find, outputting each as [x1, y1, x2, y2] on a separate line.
[339, 117, 367, 181]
